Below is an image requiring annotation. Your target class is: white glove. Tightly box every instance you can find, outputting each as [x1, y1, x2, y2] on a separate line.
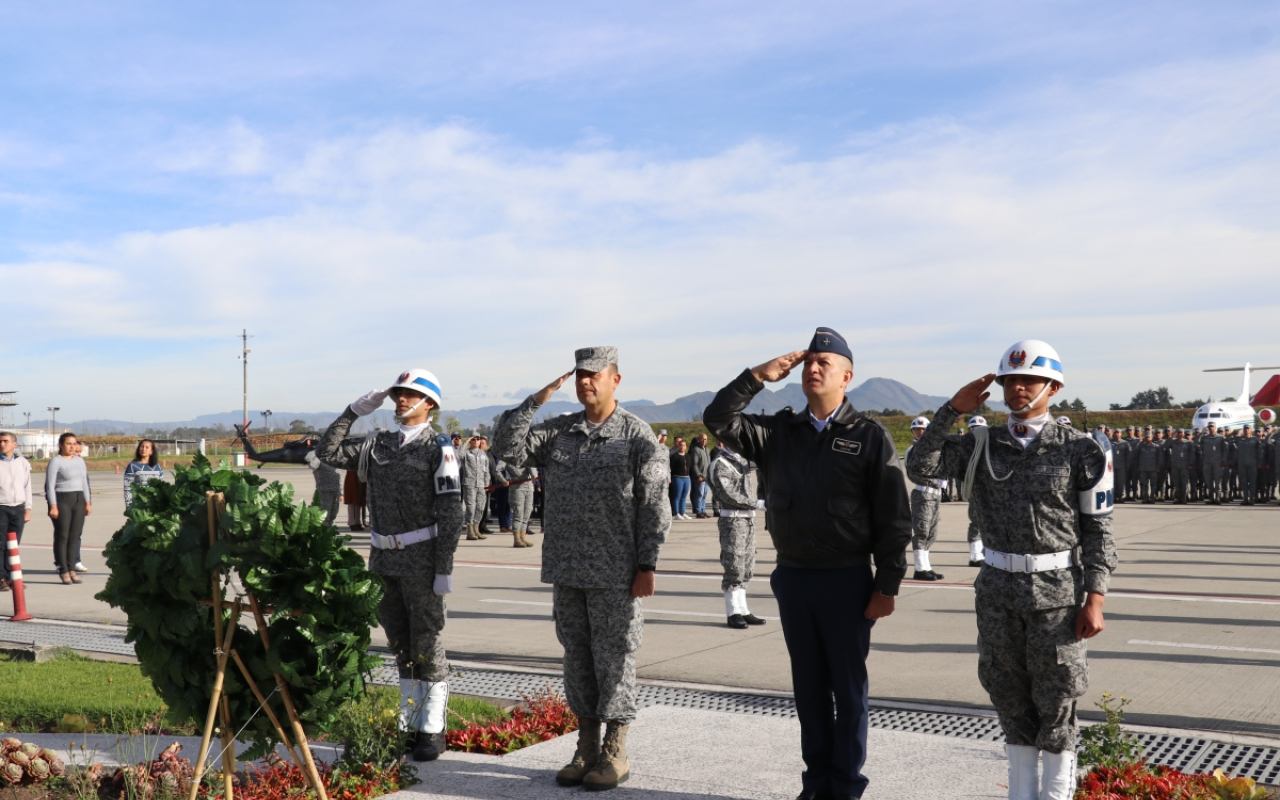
[350, 389, 389, 416]
[433, 574, 453, 595]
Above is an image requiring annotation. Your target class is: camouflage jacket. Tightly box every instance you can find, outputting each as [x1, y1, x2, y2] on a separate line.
[906, 403, 1116, 610]
[1136, 442, 1163, 471]
[316, 408, 464, 578]
[708, 452, 757, 511]
[1168, 439, 1195, 469]
[1200, 434, 1227, 466]
[1236, 436, 1263, 467]
[461, 448, 502, 488]
[494, 396, 670, 589]
[306, 452, 342, 492]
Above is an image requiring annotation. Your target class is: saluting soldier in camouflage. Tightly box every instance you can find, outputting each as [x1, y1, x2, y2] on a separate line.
[707, 447, 766, 628]
[460, 437, 502, 539]
[494, 346, 670, 792]
[907, 340, 1116, 800]
[316, 368, 463, 763]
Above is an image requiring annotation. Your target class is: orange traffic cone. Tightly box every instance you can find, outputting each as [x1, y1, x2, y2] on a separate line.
[7, 531, 32, 622]
[115, 464, 120, 474]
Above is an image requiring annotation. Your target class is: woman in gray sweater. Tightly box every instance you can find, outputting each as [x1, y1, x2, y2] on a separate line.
[45, 432, 92, 584]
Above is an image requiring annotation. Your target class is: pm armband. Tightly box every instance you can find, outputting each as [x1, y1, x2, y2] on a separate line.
[435, 433, 462, 495]
[1080, 434, 1114, 517]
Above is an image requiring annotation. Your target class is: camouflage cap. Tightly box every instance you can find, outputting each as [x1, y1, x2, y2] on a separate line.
[575, 346, 618, 372]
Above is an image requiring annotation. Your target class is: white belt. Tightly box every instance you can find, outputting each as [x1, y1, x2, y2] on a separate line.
[719, 509, 755, 518]
[371, 524, 438, 550]
[913, 485, 941, 496]
[984, 548, 1073, 573]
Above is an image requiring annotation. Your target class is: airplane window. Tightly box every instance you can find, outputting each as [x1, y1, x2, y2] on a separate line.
[1197, 413, 1209, 418]
[1210, 413, 1223, 418]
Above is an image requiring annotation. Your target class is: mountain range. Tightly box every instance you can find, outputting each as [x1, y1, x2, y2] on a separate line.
[47, 377, 955, 435]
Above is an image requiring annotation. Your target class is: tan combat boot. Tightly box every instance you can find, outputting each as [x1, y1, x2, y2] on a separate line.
[511, 530, 522, 548]
[466, 524, 481, 541]
[582, 721, 629, 790]
[555, 717, 601, 786]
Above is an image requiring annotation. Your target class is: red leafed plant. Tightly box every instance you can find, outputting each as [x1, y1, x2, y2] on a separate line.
[234, 754, 404, 800]
[446, 689, 578, 755]
[1076, 762, 1275, 799]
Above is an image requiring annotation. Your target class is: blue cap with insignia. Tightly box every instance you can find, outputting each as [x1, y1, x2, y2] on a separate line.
[808, 327, 853, 364]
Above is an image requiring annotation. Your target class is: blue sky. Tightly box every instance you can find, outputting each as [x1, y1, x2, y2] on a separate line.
[2, 1, 1279, 423]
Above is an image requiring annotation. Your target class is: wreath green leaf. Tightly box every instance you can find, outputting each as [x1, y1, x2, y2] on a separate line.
[96, 454, 385, 759]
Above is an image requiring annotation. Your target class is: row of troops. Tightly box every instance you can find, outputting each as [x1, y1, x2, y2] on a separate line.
[1105, 423, 1279, 505]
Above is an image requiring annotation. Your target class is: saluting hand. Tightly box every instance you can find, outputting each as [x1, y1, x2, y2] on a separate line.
[751, 350, 808, 383]
[534, 370, 575, 405]
[950, 374, 996, 414]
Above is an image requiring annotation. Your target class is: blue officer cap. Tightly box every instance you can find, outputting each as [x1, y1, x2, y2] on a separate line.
[808, 327, 853, 363]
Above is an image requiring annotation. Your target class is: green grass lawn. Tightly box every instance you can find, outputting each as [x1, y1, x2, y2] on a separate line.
[0, 650, 507, 735]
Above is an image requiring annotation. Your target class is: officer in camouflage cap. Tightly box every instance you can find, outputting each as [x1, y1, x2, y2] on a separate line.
[907, 340, 1116, 800]
[495, 345, 670, 791]
[707, 445, 766, 628]
[317, 368, 463, 762]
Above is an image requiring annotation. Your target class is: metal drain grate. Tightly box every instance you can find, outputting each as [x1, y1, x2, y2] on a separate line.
[7, 620, 1280, 784]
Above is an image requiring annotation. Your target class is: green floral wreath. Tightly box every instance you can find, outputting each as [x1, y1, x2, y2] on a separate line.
[97, 455, 384, 759]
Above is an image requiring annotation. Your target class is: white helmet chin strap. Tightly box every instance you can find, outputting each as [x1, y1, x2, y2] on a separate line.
[394, 397, 429, 422]
[1009, 381, 1054, 416]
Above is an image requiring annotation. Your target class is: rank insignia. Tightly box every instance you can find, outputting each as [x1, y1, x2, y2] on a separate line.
[1013, 423, 1029, 438]
[1008, 350, 1027, 368]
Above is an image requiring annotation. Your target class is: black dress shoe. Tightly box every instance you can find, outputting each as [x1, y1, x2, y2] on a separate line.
[728, 614, 748, 629]
[742, 613, 767, 626]
[911, 570, 944, 581]
[795, 791, 831, 800]
[413, 732, 443, 762]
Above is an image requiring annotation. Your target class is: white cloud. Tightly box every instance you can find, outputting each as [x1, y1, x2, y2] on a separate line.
[3, 49, 1279, 421]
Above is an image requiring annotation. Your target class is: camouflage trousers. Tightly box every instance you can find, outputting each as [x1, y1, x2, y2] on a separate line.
[380, 572, 450, 682]
[312, 490, 341, 526]
[910, 490, 939, 551]
[1241, 465, 1258, 502]
[510, 482, 534, 530]
[553, 585, 643, 724]
[1171, 467, 1191, 501]
[1139, 470, 1158, 500]
[976, 595, 1086, 753]
[719, 516, 756, 592]
[967, 520, 982, 544]
[463, 485, 487, 524]
[1204, 464, 1223, 500]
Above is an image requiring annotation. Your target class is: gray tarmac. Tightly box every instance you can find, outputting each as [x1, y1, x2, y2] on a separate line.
[11, 465, 1280, 741]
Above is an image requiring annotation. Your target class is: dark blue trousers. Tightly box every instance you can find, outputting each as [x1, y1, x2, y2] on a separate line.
[771, 564, 876, 798]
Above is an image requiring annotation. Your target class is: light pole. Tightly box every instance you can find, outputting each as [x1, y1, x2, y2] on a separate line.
[47, 407, 60, 432]
[262, 410, 273, 435]
[23, 412, 30, 429]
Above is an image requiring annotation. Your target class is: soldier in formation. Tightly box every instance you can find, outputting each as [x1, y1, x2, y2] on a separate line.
[460, 435, 502, 540]
[706, 445, 767, 628]
[1136, 431, 1162, 504]
[493, 408, 539, 547]
[906, 416, 945, 581]
[907, 340, 1116, 800]
[1200, 422, 1227, 504]
[317, 368, 463, 762]
[1167, 429, 1195, 503]
[1237, 425, 1263, 505]
[495, 346, 671, 791]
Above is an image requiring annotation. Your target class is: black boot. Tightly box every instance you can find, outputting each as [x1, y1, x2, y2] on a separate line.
[742, 613, 767, 625]
[413, 731, 444, 762]
[727, 614, 748, 629]
[912, 570, 945, 581]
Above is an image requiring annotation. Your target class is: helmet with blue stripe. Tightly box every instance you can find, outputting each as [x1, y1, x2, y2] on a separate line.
[389, 368, 443, 407]
[995, 339, 1064, 388]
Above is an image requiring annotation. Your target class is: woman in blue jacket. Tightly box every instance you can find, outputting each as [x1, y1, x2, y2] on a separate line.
[123, 439, 164, 511]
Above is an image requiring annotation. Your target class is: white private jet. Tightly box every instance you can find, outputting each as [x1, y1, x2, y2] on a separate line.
[1192, 363, 1280, 431]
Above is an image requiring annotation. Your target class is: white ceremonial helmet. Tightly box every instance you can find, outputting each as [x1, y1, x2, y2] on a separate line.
[995, 340, 1064, 387]
[389, 368, 442, 421]
[968, 416, 988, 428]
[910, 416, 930, 430]
[1057, 416, 1072, 426]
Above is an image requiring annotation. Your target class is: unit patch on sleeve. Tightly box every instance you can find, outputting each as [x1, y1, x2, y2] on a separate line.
[832, 438, 861, 455]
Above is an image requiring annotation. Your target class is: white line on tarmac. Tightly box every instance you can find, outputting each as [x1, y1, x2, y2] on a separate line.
[1128, 639, 1280, 656]
[478, 598, 779, 621]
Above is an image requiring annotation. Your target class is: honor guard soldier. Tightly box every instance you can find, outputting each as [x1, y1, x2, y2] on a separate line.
[495, 346, 671, 791]
[317, 369, 463, 762]
[906, 417, 945, 580]
[1200, 422, 1227, 504]
[707, 446, 766, 628]
[907, 340, 1116, 800]
[966, 416, 988, 565]
[704, 327, 912, 800]
[305, 448, 342, 525]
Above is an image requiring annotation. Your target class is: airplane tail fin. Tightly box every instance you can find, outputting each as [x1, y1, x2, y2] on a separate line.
[1203, 363, 1280, 403]
[1252, 375, 1280, 407]
[233, 423, 261, 459]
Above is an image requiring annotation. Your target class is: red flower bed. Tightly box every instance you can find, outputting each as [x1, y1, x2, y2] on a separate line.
[237, 754, 403, 800]
[446, 691, 578, 755]
[1077, 762, 1274, 799]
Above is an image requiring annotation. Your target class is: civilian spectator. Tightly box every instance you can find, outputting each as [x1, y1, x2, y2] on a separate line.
[689, 433, 711, 518]
[46, 432, 92, 584]
[344, 466, 367, 531]
[0, 431, 32, 592]
[669, 440, 692, 519]
[123, 439, 164, 511]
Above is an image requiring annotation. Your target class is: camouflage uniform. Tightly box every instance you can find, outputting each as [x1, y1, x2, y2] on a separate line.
[461, 446, 501, 525]
[1237, 434, 1262, 504]
[707, 451, 758, 592]
[1167, 437, 1195, 503]
[509, 464, 538, 531]
[1110, 436, 1129, 502]
[317, 409, 464, 681]
[306, 451, 342, 526]
[1200, 433, 1226, 502]
[494, 392, 670, 724]
[906, 405, 1116, 753]
[1136, 441, 1162, 502]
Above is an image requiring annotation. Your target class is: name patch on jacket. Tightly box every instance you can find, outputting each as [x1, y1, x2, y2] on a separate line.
[832, 438, 861, 455]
